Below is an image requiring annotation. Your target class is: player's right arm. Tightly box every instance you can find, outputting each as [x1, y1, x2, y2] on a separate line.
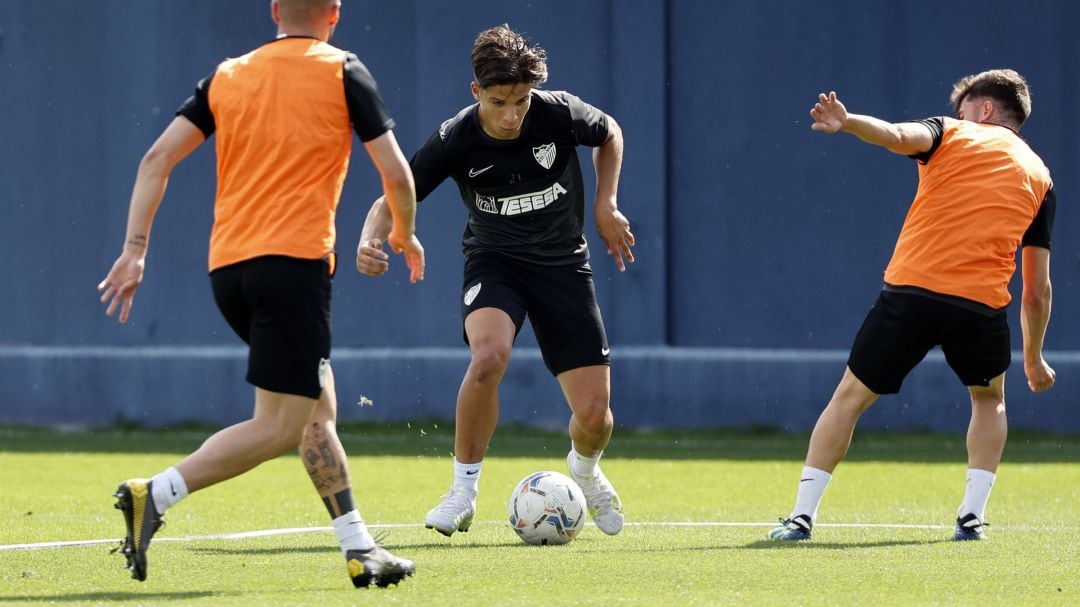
[361, 130, 424, 283]
[358, 126, 451, 280]
[810, 91, 934, 156]
[356, 194, 394, 277]
[98, 116, 205, 323]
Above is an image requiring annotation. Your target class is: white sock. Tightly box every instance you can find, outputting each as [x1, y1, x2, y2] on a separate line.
[958, 468, 996, 521]
[453, 459, 482, 497]
[792, 466, 832, 523]
[150, 467, 188, 514]
[568, 444, 601, 477]
[333, 509, 376, 554]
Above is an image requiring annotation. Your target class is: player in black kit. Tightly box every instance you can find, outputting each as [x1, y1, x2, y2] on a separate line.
[357, 24, 635, 537]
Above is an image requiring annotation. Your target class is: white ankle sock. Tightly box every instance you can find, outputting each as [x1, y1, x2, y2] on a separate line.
[958, 468, 996, 521]
[150, 467, 188, 514]
[792, 466, 832, 522]
[333, 509, 376, 554]
[568, 444, 600, 477]
[453, 459, 482, 497]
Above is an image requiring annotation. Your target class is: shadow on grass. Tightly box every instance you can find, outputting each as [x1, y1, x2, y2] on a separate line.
[1, 423, 1077, 463]
[190, 536, 953, 556]
[0, 591, 224, 602]
[190, 538, 527, 555]
[742, 538, 953, 550]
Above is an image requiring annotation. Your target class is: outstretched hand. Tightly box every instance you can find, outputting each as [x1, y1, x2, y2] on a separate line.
[596, 208, 635, 272]
[98, 250, 146, 323]
[810, 91, 848, 134]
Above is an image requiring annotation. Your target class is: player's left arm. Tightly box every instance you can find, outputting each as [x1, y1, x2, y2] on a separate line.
[1019, 187, 1057, 392]
[98, 116, 206, 323]
[593, 116, 635, 272]
[1021, 245, 1054, 392]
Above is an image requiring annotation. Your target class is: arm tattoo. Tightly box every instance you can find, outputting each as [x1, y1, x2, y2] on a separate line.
[126, 234, 148, 248]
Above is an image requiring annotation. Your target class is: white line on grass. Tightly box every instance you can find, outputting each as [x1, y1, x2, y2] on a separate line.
[4, 520, 1071, 551]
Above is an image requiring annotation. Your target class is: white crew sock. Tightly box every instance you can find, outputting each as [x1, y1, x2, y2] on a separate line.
[150, 467, 188, 514]
[792, 466, 832, 522]
[958, 468, 996, 521]
[333, 509, 376, 554]
[568, 444, 601, 477]
[453, 458, 482, 497]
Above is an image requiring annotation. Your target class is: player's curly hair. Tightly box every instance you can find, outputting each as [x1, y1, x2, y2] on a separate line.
[950, 69, 1032, 126]
[471, 24, 548, 89]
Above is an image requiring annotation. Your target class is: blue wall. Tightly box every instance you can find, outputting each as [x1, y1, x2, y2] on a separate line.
[1, 1, 1077, 432]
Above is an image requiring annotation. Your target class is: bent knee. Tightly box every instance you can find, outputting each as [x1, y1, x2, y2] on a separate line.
[574, 402, 613, 432]
[468, 345, 511, 383]
[971, 394, 1006, 414]
[969, 383, 1005, 408]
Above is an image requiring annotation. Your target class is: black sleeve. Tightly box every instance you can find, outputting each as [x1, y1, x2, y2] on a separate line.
[409, 127, 452, 203]
[176, 71, 216, 138]
[1021, 186, 1056, 249]
[906, 116, 945, 164]
[343, 53, 395, 142]
[557, 91, 609, 147]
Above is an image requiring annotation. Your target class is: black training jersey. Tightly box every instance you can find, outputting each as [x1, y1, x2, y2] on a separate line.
[410, 90, 610, 265]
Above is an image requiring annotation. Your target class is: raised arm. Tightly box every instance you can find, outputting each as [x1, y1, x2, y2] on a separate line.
[1020, 245, 1054, 392]
[592, 116, 635, 272]
[360, 130, 424, 283]
[810, 91, 934, 156]
[98, 116, 205, 323]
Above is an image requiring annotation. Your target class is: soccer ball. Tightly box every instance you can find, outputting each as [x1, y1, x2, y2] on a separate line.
[508, 471, 588, 545]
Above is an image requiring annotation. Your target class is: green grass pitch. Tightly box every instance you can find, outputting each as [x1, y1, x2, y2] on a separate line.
[0, 425, 1077, 606]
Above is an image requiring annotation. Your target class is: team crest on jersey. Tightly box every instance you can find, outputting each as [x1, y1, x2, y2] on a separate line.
[533, 142, 556, 170]
[476, 194, 499, 214]
[464, 282, 482, 306]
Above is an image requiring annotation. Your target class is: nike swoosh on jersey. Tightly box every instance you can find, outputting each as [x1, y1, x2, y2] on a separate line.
[468, 165, 494, 178]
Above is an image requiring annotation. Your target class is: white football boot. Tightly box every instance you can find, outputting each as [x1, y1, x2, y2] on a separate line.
[424, 487, 476, 537]
[567, 452, 624, 535]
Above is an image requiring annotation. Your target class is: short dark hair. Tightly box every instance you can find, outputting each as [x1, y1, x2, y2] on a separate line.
[471, 24, 548, 89]
[950, 69, 1032, 126]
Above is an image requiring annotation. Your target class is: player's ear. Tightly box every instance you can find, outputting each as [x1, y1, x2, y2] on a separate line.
[328, 3, 340, 25]
[470, 81, 481, 101]
[271, 0, 280, 24]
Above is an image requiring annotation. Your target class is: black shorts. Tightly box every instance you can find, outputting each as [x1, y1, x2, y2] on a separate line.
[210, 255, 334, 399]
[848, 289, 1011, 395]
[461, 251, 610, 376]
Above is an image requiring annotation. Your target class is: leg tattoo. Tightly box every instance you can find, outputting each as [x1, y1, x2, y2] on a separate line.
[302, 421, 354, 517]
